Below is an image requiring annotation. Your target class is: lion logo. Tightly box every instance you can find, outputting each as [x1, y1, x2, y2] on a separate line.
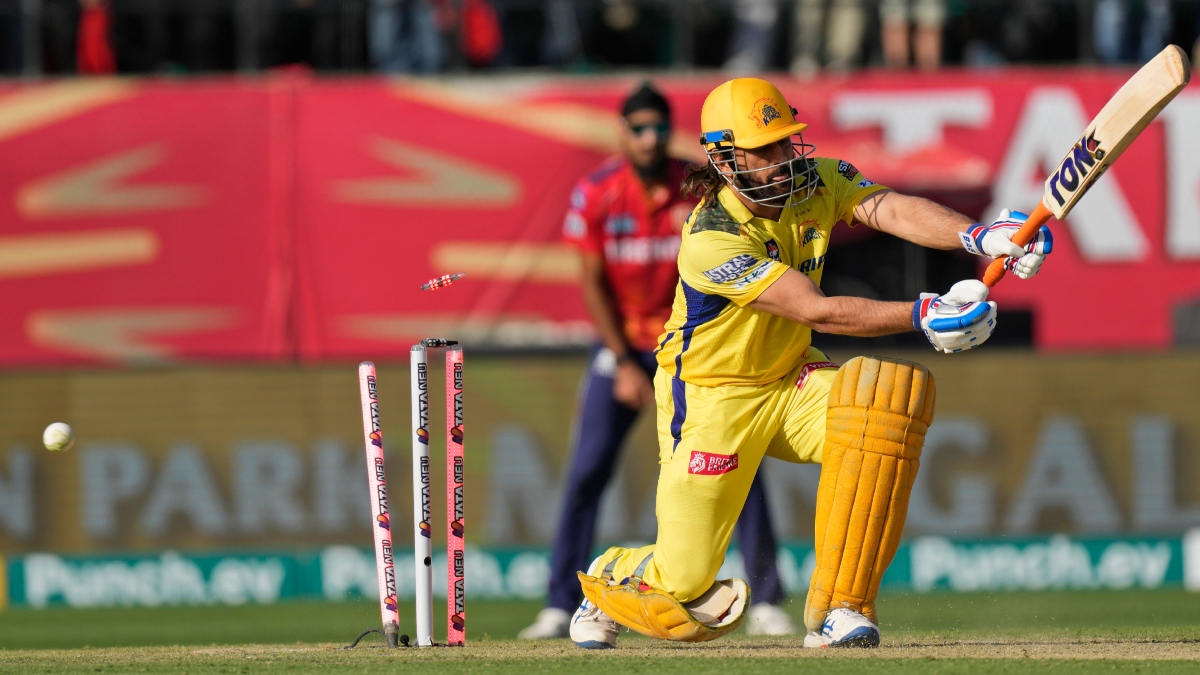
[748, 98, 785, 129]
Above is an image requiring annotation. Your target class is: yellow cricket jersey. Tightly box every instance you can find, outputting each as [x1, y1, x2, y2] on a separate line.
[654, 157, 889, 387]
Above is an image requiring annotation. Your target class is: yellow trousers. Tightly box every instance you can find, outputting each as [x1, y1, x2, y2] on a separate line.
[595, 349, 838, 603]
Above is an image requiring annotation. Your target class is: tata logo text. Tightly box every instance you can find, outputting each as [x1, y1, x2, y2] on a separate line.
[374, 458, 390, 521]
[1047, 131, 1106, 207]
[419, 456, 431, 536]
[453, 363, 464, 429]
[453, 577, 466, 618]
[417, 363, 429, 445]
[382, 544, 398, 611]
[454, 486, 465, 524]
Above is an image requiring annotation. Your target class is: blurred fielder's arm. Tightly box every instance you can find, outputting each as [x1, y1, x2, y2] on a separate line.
[578, 250, 634, 358]
[578, 251, 655, 409]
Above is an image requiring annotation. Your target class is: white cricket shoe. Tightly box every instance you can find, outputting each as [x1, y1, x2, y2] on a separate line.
[802, 608, 880, 648]
[518, 607, 571, 640]
[745, 603, 797, 636]
[569, 597, 620, 649]
[570, 554, 621, 649]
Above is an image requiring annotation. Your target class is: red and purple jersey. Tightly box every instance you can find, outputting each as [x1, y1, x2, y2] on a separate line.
[563, 157, 695, 351]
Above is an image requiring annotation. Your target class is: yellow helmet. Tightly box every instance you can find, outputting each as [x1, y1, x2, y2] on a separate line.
[699, 78, 817, 207]
[700, 78, 807, 149]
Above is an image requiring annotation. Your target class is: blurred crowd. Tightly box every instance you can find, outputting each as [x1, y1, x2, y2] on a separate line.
[0, 0, 1198, 76]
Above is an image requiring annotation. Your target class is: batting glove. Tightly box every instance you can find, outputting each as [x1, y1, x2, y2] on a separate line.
[913, 280, 998, 353]
[959, 209, 1053, 280]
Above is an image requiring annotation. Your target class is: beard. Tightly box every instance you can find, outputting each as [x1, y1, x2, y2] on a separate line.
[633, 152, 669, 182]
[735, 160, 794, 204]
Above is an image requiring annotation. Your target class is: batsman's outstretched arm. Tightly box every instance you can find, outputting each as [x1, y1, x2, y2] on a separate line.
[853, 190, 1053, 280]
[750, 269, 1000, 353]
[749, 268, 912, 336]
[851, 190, 972, 250]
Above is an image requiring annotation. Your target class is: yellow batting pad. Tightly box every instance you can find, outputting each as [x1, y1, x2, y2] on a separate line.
[804, 357, 935, 632]
[578, 555, 749, 642]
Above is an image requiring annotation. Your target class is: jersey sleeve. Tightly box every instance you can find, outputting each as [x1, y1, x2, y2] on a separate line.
[561, 178, 605, 254]
[678, 230, 789, 307]
[824, 159, 891, 225]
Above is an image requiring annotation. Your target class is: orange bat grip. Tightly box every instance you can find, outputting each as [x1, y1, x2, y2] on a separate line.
[982, 201, 1053, 287]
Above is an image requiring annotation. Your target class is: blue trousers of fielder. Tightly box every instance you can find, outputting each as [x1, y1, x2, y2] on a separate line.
[546, 346, 785, 613]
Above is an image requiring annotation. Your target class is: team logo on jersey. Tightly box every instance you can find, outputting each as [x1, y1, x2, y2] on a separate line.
[801, 227, 822, 245]
[703, 254, 758, 283]
[689, 451, 739, 475]
[570, 187, 587, 210]
[837, 160, 859, 181]
[563, 211, 586, 238]
[764, 239, 780, 261]
[605, 214, 637, 235]
[748, 98, 783, 129]
[856, 178, 876, 188]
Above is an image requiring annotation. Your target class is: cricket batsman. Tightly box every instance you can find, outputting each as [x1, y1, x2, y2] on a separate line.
[569, 77, 1051, 649]
[521, 82, 796, 640]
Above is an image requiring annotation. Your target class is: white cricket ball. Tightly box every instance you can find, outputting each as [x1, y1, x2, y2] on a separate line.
[43, 422, 74, 453]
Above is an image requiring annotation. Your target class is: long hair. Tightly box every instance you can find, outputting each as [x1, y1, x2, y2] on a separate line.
[681, 150, 733, 207]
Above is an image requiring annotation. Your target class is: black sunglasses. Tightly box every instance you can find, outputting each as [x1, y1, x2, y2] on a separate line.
[628, 121, 672, 137]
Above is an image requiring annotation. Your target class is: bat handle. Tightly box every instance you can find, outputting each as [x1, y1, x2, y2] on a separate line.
[982, 201, 1053, 287]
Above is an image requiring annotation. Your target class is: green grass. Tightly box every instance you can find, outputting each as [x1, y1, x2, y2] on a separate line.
[1, 590, 1198, 673]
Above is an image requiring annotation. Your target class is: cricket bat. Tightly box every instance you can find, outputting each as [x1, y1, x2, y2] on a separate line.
[983, 45, 1192, 287]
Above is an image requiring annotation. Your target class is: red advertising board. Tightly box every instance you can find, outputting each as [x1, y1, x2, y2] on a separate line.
[0, 71, 1197, 365]
[0, 79, 290, 365]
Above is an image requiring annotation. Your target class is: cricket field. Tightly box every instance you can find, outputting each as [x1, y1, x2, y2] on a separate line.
[1, 590, 1198, 673]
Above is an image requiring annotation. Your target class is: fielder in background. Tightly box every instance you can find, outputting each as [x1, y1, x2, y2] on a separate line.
[570, 78, 1051, 649]
[519, 82, 796, 640]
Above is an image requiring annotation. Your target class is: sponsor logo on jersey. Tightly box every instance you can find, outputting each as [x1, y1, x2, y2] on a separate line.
[732, 260, 774, 289]
[801, 226, 822, 245]
[798, 254, 825, 274]
[856, 178, 877, 188]
[837, 160, 860, 181]
[570, 187, 587, 210]
[795, 361, 839, 390]
[604, 236, 680, 264]
[563, 211, 586, 238]
[764, 239, 780, 261]
[688, 451, 739, 475]
[703, 254, 758, 283]
[605, 214, 637, 235]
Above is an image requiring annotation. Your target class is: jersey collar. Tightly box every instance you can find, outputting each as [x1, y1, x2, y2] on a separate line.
[716, 186, 755, 225]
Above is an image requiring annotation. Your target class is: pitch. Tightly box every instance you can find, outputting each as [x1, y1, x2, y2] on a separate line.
[1, 590, 1197, 673]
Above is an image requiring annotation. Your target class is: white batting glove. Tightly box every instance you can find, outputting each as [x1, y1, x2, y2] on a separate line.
[913, 280, 998, 353]
[959, 209, 1054, 280]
